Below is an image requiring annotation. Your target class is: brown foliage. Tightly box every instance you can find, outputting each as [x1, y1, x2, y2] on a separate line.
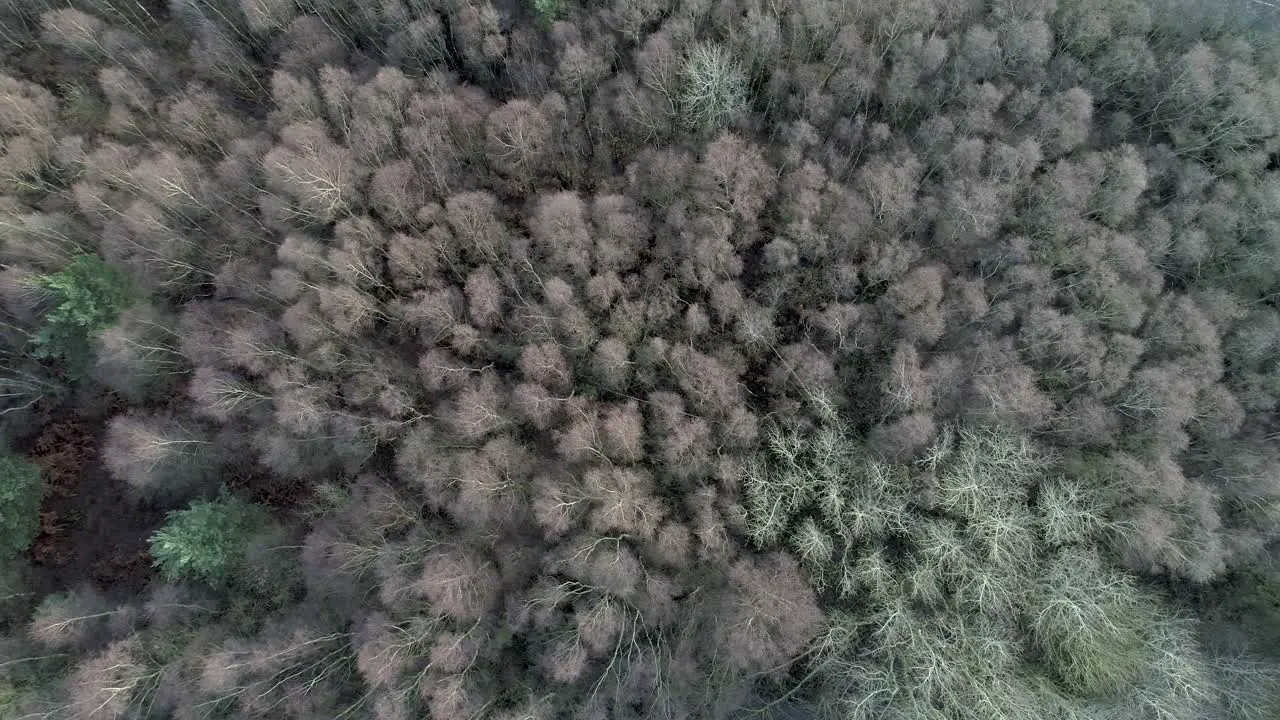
[430, 630, 482, 674]
[277, 16, 345, 74]
[1035, 87, 1094, 157]
[584, 272, 624, 313]
[563, 536, 645, 598]
[417, 348, 477, 394]
[694, 132, 774, 231]
[856, 150, 922, 228]
[388, 227, 446, 293]
[368, 160, 425, 229]
[556, 407, 602, 465]
[354, 614, 415, 691]
[401, 82, 492, 198]
[627, 147, 694, 210]
[26, 420, 104, 571]
[28, 590, 113, 650]
[883, 263, 947, 344]
[405, 286, 466, 343]
[1141, 294, 1223, 382]
[511, 382, 564, 431]
[452, 0, 508, 73]
[649, 522, 693, 569]
[316, 283, 379, 337]
[870, 412, 937, 461]
[532, 472, 588, 541]
[671, 210, 741, 288]
[445, 191, 510, 265]
[599, 401, 646, 464]
[97, 67, 154, 138]
[771, 343, 838, 398]
[951, 338, 1056, 429]
[541, 637, 590, 684]
[103, 411, 220, 501]
[647, 391, 714, 475]
[92, 302, 185, 402]
[1118, 362, 1204, 450]
[395, 424, 455, 510]
[164, 84, 246, 154]
[575, 596, 625, 655]
[102, 199, 198, 292]
[348, 68, 414, 167]
[552, 25, 610, 97]
[132, 150, 215, 218]
[39, 9, 107, 58]
[882, 341, 933, 414]
[689, 486, 734, 563]
[1017, 305, 1107, 389]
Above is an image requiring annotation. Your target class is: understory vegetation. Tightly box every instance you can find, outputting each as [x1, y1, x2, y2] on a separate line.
[0, 0, 1279, 718]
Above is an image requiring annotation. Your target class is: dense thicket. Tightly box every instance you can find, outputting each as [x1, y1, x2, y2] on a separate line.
[1, 0, 1280, 718]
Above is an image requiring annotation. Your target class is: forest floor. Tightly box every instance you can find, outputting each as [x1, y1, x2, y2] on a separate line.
[21, 403, 162, 597]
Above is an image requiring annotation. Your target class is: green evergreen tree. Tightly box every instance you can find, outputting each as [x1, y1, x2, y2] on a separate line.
[29, 255, 131, 378]
[149, 494, 266, 586]
[530, 0, 562, 26]
[0, 455, 42, 560]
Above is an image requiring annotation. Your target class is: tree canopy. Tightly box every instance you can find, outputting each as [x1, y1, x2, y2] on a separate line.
[0, 0, 1278, 718]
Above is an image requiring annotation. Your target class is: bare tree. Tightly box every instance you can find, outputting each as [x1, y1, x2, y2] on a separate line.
[484, 99, 550, 191]
[414, 545, 501, 621]
[264, 121, 364, 224]
[531, 191, 594, 279]
[719, 552, 822, 673]
[103, 411, 222, 502]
